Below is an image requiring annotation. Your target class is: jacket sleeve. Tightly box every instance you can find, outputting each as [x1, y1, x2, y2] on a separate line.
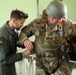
[0, 38, 22, 65]
[17, 18, 45, 46]
[64, 20, 76, 44]
[64, 19, 76, 40]
[17, 20, 37, 46]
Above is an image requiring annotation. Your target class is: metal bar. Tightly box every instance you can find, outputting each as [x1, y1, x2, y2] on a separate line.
[37, 0, 39, 18]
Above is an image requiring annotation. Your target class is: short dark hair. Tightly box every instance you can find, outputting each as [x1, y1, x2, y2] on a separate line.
[10, 9, 28, 20]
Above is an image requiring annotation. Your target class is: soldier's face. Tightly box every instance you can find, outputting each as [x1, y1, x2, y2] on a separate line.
[53, 18, 62, 25]
[14, 18, 25, 30]
[48, 16, 62, 25]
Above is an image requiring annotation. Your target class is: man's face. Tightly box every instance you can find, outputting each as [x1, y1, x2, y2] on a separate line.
[48, 16, 62, 25]
[14, 18, 25, 30]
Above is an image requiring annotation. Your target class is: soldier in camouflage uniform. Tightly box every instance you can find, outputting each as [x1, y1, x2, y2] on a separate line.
[17, 0, 76, 75]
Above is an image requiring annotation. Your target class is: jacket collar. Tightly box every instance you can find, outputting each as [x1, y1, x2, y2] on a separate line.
[5, 21, 15, 35]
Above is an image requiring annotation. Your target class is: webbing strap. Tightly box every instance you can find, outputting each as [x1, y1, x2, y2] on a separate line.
[59, 23, 64, 52]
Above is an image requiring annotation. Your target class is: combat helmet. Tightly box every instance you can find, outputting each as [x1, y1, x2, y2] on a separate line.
[46, 0, 67, 19]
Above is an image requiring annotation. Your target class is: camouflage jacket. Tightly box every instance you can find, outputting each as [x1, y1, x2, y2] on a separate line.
[18, 17, 76, 46]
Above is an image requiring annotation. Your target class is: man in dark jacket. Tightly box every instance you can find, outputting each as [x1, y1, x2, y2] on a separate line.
[0, 9, 34, 75]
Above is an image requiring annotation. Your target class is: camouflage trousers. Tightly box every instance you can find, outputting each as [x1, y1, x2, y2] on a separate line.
[36, 59, 71, 75]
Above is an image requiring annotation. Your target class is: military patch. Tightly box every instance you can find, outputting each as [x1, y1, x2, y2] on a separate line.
[9, 35, 12, 42]
[0, 38, 4, 45]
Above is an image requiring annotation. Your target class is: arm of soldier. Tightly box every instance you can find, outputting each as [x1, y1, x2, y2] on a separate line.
[17, 32, 34, 49]
[63, 19, 76, 43]
[17, 32, 28, 46]
[17, 20, 36, 46]
[70, 20, 76, 44]
[17, 18, 40, 49]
